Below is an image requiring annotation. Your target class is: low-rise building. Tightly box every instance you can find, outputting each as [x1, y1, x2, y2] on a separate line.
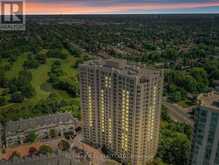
[5, 113, 78, 147]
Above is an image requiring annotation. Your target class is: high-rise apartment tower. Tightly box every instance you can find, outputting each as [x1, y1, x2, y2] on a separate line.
[79, 59, 163, 164]
[191, 92, 219, 165]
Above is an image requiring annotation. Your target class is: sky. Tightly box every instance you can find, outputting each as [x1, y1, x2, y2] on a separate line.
[25, 0, 219, 14]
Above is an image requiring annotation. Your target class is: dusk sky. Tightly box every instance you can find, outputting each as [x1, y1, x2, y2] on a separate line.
[26, 0, 219, 14]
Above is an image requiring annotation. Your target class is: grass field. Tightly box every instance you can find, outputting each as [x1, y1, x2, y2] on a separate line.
[0, 45, 90, 123]
[0, 59, 9, 69]
[0, 55, 28, 111]
[6, 54, 27, 79]
[30, 62, 51, 103]
[0, 88, 3, 95]
[30, 55, 78, 103]
[62, 55, 77, 77]
[0, 51, 79, 112]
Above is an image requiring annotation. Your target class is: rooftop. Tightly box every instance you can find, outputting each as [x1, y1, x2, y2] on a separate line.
[81, 59, 162, 80]
[6, 113, 78, 134]
[197, 92, 219, 111]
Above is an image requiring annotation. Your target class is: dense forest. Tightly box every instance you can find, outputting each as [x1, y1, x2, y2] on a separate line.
[0, 14, 219, 165]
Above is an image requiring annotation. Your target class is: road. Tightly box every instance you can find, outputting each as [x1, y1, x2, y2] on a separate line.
[163, 102, 194, 126]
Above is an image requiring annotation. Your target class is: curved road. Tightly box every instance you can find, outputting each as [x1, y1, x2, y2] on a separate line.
[163, 102, 194, 126]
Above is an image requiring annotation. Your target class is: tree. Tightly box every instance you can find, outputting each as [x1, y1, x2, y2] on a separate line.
[37, 51, 47, 64]
[58, 140, 70, 151]
[8, 70, 35, 102]
[0, 70, 7, 88]
[182, 75, 197, 92]
[48, 49, 67, 59]
[25, 131, 38, 143]
[63, 41, 81, 57]
[190, 67, 209, 87]
[11, 91, 24, 103]
[161, 106, 171, 122]
[158, 129, 191, 165]
[38, 145, 53, 155]
[73, 59, 83, 69]
[0, 96, 6, 106]
[48, 61, 63, 83]
[32, 93, 67, 114]
[144, 42, 156, 51]
[158, 109, 192, 165]
[23, 54, 40, 69]
[168, 84, 185, 102]
[169, 91, 182, 102]
[53, 78, 80, 97]
[149, 159, 168, 165]
[49, 129, 57, 138]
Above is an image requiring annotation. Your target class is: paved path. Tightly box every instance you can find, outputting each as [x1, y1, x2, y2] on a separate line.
[71, 134, 120, 165]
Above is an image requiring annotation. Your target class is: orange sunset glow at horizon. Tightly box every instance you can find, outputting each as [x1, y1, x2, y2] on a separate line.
[25, 1, 219, 14]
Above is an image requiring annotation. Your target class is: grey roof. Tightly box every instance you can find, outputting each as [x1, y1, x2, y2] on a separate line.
[5, 113, 77, 134]
[80, 59, 162, 80]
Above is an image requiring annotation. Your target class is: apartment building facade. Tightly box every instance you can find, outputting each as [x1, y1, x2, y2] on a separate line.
[191, 92, 219, 165]
[5, 113, 78, 147]
[80, 59, 163, 165]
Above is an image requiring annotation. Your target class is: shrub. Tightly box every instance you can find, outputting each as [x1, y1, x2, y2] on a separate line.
[38, 145, 53, 155]
[58, 140, 70, 151]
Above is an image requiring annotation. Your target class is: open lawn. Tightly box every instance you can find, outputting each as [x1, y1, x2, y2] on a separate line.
[29, 56, 78, 104]
[62, 55, 78, 77]
[0, 88, 3, 95]
[6, 54, 27, 79]
[0, 52, 81, 121]
[30, 62, 51, 103]
[0, 59, 9, 69]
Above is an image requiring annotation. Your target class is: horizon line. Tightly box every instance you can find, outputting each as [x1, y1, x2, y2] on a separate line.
[18, 12, 219, 16]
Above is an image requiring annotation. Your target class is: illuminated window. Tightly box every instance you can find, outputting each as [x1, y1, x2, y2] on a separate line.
[122, 89, 129, 151]
[100, 89, 105, 132]
[147, 86, 157, 141]
[88, 86, 93, 127]
[105, 76, 112, 88]
[108, 118, 112, 144]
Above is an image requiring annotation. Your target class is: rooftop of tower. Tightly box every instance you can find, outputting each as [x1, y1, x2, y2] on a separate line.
[197, 92, 219, 111]
[81, 59, 163, 80]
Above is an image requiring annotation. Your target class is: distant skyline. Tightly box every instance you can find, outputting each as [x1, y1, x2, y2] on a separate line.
[26, 0, 219, 14]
